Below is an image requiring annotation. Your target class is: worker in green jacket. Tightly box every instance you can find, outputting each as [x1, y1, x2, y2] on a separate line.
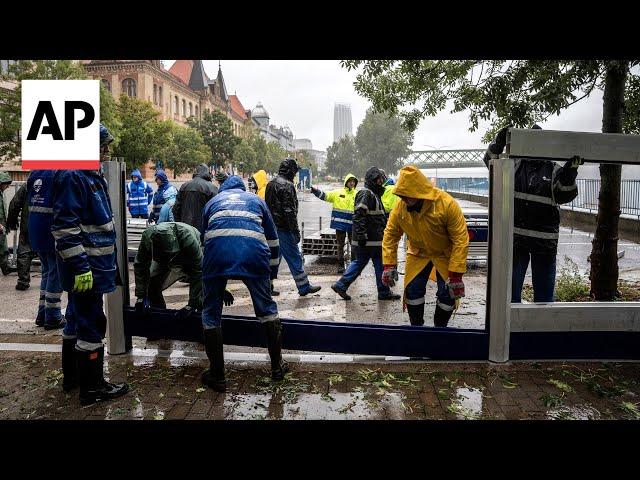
[134, 222, 233, 320]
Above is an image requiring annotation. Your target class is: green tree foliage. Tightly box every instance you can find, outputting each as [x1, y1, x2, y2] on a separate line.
[341, 59, 640, 300]
[325, 135, 358, 179]
[158, 122, 210, 178]
[295, 149, 318, 177]
[111, 95, 172, 169]
[0, 60, 87, 160]
[99, 80, 121, 147]
[233, 139, 257, 176]
[187, 109, 239, 170]
[623, 74, 640, 134]
[355, 109, 413, 176]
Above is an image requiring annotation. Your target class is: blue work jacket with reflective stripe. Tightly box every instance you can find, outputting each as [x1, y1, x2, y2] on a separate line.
[52, 169, 117, 294]
[202, 176, 280, 281]
[127, 179, 153, 216]
[27, 170, 57, 253]
[151, 183, 177, 220]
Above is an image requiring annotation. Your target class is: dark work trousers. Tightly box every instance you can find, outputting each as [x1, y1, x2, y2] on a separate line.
[511, 245, 557, 302]
[16, 233, 37, 287]
[334, 230, 352, 266]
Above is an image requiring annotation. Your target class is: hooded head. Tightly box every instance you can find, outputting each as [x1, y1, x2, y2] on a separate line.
[194, 164, 212, 181]
[154, 170, 169, 186]
[215, 171, 229, 185]
[131, 169, 142, 182]
[219, 175, 247, 193]
[364, 166, 385, 196]
[393, 166, 438, 210]
[0, 171, 12, 192]
[343, 173, 358, 190]
[151, 224, 180, 263]
[278, 158, 298, 181]
[253, 170, 268, 190]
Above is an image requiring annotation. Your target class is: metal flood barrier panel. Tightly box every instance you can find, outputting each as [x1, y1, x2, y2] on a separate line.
[106, 127, 640, 361]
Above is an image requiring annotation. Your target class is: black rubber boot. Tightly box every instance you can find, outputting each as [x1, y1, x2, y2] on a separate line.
[15, 282, 29, 291]
[78, 346, 129, 406]
[264, 320, 289, 381]
[62, 338, 78, 392]
[201, 327, 226, 392]
[300, 285, 321, 296]
[270, 281, 280, 297]
[378, 292, 401, 301]
[407, 303, 425, 326]
[433, 305, 454, 327]
[44, 316, 66, 331]
[331, 282, 351, 300]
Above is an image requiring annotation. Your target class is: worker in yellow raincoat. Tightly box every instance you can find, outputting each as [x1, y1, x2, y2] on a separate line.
[379, 169, 399, 215]
[248, 170, 268, 200]
[381, 166, 469, 327]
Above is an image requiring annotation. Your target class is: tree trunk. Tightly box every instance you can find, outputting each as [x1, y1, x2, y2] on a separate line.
[589, 61, 628, 300]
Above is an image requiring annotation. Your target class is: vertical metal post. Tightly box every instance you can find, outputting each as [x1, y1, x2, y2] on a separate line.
[319, 216, 322, 233]
[488, 156, 514, 363]
[103, 159, 131, 354]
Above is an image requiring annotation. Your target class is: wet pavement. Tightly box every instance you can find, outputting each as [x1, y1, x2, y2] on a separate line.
[1, 347, 639, 420]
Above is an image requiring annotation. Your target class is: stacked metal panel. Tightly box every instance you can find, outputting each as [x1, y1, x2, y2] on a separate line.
[302, 228, 343, 258]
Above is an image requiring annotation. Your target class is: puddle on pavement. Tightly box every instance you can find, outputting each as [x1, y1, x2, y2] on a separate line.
[220, 391, 409, 420]
[546, 404, 601, 420]
[449, 387, 484, 419]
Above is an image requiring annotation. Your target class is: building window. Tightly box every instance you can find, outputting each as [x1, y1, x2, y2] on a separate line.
[122, 78, 137, 97]
[158, 86, 163, 106]
[101, 78, 111, 92]
[153, 84, 157, 104]
[195, 105, 199, 117]
[182, 99, 186, 117]
[189, 102, 193, 117]
[174, 96, 179, 115]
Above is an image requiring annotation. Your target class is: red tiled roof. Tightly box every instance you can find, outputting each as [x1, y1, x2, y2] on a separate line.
[168, 60, 193, 86]
[228, 95, 247, 120]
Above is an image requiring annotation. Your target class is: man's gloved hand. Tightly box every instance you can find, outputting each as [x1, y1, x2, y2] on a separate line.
[176, 305, 194, 321]
[447, 272, 465, 300]
[565, 155, 584, 170]
[381, 265, 399, 287]
[223, 290, 234, 306]
[135, 298, 150, 315]
[73, 271, 93, 293]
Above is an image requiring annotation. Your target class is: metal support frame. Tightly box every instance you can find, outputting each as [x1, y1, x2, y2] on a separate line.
[503, 128, 640, 359]
[103, 160, 132, 355]
[487, 157, 513, 362]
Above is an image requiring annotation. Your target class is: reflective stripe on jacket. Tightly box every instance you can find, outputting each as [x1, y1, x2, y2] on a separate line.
[52, 169, 117, 294]
[313, 173, 358, 232]
[202, 176, 280, 281]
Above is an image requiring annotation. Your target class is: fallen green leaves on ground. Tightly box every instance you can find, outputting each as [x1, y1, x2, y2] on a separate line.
[548, 379, 574, 393]
[617, 401, 640, 419]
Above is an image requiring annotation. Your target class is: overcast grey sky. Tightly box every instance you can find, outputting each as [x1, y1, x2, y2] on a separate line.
[165, 60, 605, 152]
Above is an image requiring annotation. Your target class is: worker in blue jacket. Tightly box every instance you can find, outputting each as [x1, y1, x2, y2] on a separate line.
[200, 175, 288, 392]
[126, 169, 153, 218]
[52, 123, 129, 406]
[27, 170, 67, 331]
[149, 170, 177, 223]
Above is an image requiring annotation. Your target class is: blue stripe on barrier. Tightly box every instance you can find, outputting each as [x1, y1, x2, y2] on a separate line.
[510, 331, 640, 360]
[123, 307, 489, 360]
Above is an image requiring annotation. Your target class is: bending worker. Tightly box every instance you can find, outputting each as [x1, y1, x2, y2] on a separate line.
[483, 125, 582, 302]
[310, 173, 358, 273]
[381, 166, 469, 327]
[200, 175, 288, 392]
[133, 221, 233, 320]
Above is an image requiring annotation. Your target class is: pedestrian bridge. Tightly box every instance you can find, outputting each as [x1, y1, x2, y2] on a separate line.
[404, 149, 486, 168]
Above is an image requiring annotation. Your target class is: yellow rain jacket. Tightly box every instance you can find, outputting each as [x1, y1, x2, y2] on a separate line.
[382, 166, 469, 301]
[382, 184, 399, 213]
[314, 173, 358, 232]
[253, 170, 268, 200]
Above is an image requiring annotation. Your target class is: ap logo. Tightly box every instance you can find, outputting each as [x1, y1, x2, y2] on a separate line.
[21, 80, 100, 170]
